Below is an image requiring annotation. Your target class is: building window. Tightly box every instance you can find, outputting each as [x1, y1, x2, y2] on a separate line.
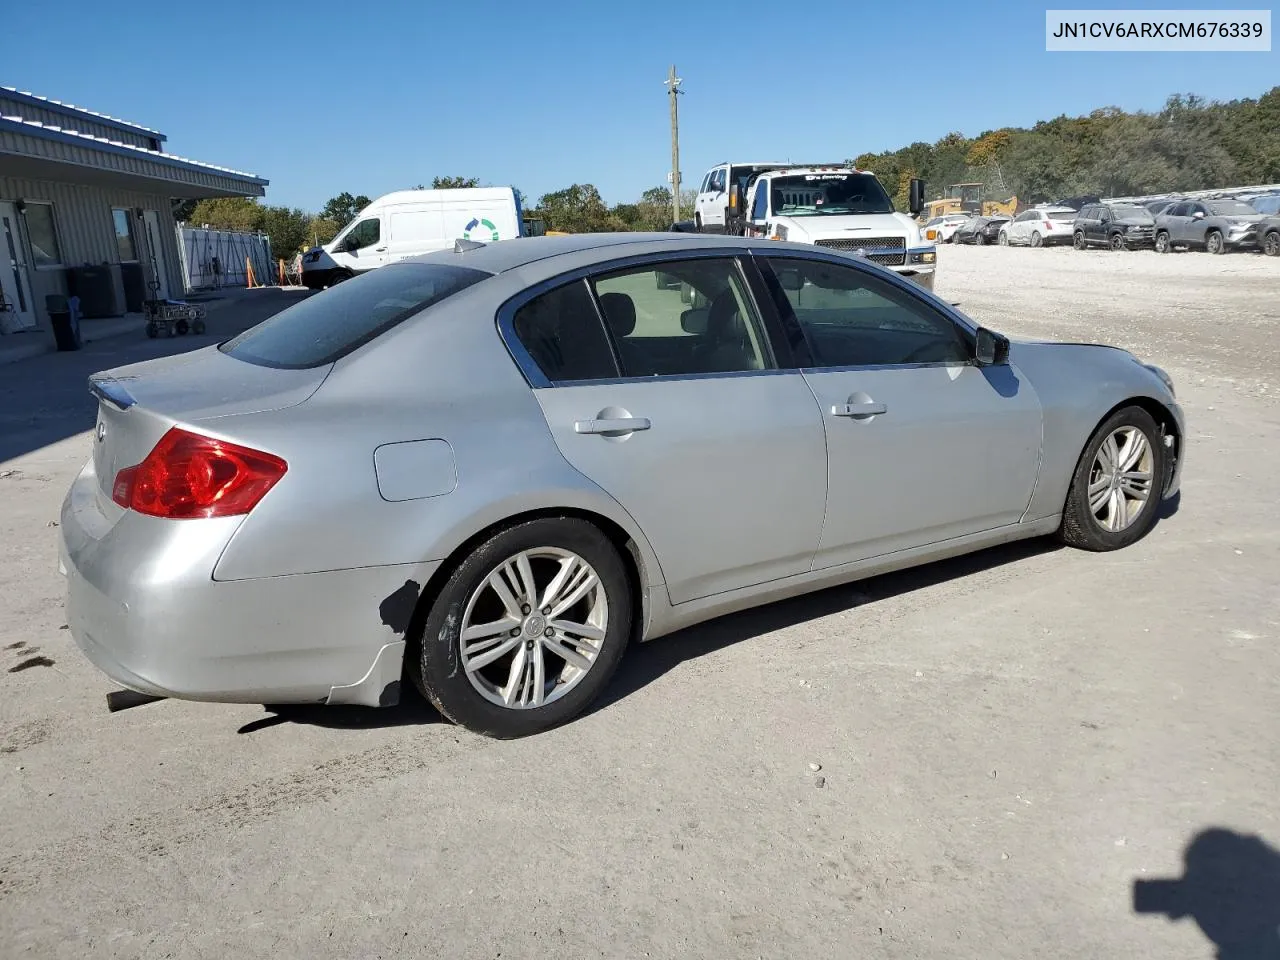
[24, 202, 63, 267]
[112, 209, 137, 261]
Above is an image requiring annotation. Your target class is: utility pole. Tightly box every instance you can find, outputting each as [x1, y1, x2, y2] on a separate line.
[665, 65, 683, 224]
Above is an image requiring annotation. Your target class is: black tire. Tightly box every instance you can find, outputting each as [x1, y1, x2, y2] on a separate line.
[1206, 230, 1225, 254]
[694, 213, 703, 233]
[1109, 232, 1127, 251]
[175, 318, 190, 335]
[145, 322, 158, 339]
[414, 517, 632, 738]
[1030, 230, 1042, 248]
[1073, 231, 1087, 250]
[975, 231, 986, 246]
[1154, 231, 1171, 254]
[326, 269, 352, 289]
[1058, 406, 1167, 552]
[1264, 230, 1280, 257]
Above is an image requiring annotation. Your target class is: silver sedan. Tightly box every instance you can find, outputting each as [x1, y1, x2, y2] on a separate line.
[60, 233, 1184, 738]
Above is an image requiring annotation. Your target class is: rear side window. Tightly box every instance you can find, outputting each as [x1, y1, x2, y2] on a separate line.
[220, 263, 490, 369]
[511, 280, 619, 382]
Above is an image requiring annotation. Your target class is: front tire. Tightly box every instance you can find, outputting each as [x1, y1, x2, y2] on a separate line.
[1206, 230, 1225, 255]
[1109, 232, 1127, 251]
[998, 231, 1009, 246]
[1059, 406, 1167, 552]
[1264, 230, 1280, 257]
[414, 518, 632, 738]
[1154, 231, 1171, 254]
[1073, 231, 1087, 250]
[975, 231, 986, 246]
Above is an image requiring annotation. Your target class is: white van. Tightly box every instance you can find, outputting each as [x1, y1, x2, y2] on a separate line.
[301, 187, 523, 289]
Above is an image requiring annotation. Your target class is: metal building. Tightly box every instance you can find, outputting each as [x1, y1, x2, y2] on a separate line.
[0, 86, 268, 350]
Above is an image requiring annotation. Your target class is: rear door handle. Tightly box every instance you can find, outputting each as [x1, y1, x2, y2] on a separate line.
[574, 417, 651, 435]
[832, 402, 887, 418]
[374, 246, 387, 252]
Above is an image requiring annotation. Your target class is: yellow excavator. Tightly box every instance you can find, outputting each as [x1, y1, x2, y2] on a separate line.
[923, 183, 1018, 221]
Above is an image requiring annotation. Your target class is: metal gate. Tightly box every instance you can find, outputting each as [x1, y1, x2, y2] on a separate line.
[176, 225, 274, 292]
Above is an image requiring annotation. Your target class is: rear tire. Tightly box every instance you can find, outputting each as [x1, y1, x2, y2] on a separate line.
[998, 231, 1009, 246]
[1264, 230, 1280, 257]
[1030, 231, 1042, 248]
[975, 231, 986, 246]
[1073, 231, 1087, 250]
[1058, 406, 1167, 552]
[414, 518, 633, 738]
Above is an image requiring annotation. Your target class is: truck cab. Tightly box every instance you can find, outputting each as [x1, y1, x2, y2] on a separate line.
[693, 161, 795, 233]
[739, 167, 937, 290]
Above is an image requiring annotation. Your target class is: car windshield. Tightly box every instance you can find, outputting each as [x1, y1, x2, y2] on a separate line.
[1112, 205, 1155, 222]
[770, 173, 894, 216]
[220, 262, 491, 369]
[1206, 200, 1258, 217]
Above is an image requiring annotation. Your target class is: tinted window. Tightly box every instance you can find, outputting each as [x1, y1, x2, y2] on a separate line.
[512, 280, 618, 383]
[768, 172, 893, 216]
[589, 258, 772, 377]
[751, 185, 769, 220]
[1206, 200, 1258, 217]
[1111, 205, 1155, 222]
[344, 217, 380, 249]
[1164, 203, 1187, 217]
[220, 262, 489, 369]
[765, 257, 969, 367]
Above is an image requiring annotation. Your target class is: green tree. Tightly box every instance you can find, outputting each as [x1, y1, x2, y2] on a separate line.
[319, 192, 370, 227]
[257, 206, 314, 259]
[186, 197, 262, 233]
[537, 184, 614, 233]
[432, 176, 481, 189]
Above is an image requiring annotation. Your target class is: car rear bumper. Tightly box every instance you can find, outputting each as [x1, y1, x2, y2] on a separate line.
[59, 458, 438, 707]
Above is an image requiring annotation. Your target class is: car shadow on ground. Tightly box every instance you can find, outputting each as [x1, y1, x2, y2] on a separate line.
[591, 536, 1063, 716]
[239, 537, 1064, 736]
[1134, 827, 1280, 959]
[237, 694, 442, 734]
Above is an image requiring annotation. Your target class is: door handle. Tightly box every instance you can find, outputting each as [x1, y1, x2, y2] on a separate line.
[832, 401, 887, 418]
[374, 246, 387, 252]
[574, 417, 651, 435]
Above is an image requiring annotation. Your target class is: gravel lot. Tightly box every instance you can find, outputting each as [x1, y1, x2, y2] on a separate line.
[2, 249, 1278, 959]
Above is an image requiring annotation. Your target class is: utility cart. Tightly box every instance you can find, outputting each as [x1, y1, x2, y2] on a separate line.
[144, 298, 207, 338]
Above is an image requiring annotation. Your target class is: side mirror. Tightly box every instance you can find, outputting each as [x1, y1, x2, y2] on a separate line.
[1193, 211, 1205, 219]
[908, 178, 925, 217]
[974, 327, 1010, 366]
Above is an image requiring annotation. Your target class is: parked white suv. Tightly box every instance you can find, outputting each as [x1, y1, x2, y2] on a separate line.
[999, 207, 1077, 247]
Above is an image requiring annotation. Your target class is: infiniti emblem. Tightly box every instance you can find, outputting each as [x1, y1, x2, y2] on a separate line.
[96, 421, 107, 442]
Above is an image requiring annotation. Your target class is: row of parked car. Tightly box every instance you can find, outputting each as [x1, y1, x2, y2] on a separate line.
[924, 191, 1280, 256]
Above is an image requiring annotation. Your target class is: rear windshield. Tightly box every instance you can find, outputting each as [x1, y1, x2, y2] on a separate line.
[219, 262, 491, 369]
[1046, 210, 1076, 221]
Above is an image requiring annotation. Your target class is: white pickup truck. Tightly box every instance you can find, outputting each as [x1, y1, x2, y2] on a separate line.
[704, 164, 936, 290]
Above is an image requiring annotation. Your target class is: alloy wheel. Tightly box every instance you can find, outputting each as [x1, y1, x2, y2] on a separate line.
[458, 548, 609, 709]
[1088, 426, 1154, 533]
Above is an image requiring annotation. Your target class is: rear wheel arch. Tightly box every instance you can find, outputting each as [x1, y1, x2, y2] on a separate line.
[401, 507, 650, 691]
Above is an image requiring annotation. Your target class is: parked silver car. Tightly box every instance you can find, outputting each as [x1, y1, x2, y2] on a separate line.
[1153, 199, 1264, 254]
[60, 233, 1184, 737]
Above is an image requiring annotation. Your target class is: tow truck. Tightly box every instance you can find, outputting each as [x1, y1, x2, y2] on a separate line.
[716, 164, 936, 290]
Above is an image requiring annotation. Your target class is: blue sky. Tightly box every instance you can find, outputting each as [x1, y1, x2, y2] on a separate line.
[6, 0, 1276, 212]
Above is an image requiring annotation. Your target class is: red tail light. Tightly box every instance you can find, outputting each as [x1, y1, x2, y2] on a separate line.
[112, 427, 287, 519]
[1044, 221, 1054, 230]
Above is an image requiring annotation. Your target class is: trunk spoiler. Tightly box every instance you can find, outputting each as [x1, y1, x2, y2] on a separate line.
[88, 376, 136, 411]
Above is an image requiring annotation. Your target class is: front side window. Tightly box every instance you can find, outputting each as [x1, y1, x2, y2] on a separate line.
[24, 202, 62, 266]
[220, 262, 489, 369]
[341, 217, 380, 250]
[765, 257, 969, 368]
[589, 258, 772, 377]
[768, 173, 894, 217]
[710, 169, 726, 192]
[699, 172, 712, 194]
[112, 209, 137, 261]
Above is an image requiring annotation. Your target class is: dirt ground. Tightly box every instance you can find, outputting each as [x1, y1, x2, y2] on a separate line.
[2, 249, 1278, 959]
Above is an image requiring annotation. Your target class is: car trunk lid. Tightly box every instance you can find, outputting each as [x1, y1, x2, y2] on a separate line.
[88, 346, 329, 503]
